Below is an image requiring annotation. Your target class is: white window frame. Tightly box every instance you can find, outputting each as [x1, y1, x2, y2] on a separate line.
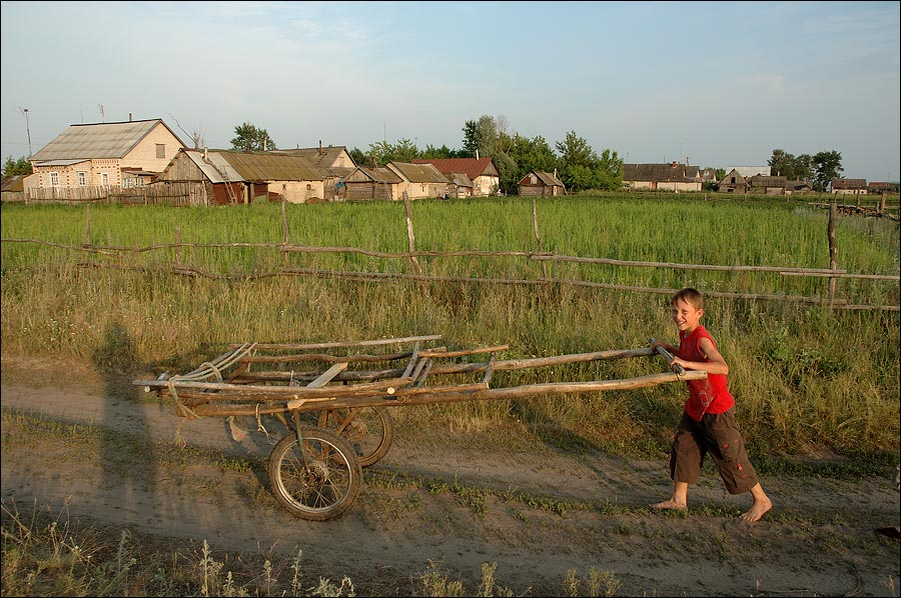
[50, 172, 59, 187]
[77, 171, 87, 186]
[101, 172, 109, 187]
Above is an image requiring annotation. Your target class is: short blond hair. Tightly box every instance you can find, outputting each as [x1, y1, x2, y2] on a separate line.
[671, 287, 703, 310]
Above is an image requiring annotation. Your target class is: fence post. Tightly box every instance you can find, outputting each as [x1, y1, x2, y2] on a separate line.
[403, 192, 423, 275]
[281, 199, 289, 269]
[828, 202, 838, 305]
[175, 227, 182, 267]
[84, 204, 91, 246]
[531, 196, 548, 278]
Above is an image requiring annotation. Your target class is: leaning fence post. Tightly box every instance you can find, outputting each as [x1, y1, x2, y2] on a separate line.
[827, 202, 838, 305]
[402, 191, 423, 275]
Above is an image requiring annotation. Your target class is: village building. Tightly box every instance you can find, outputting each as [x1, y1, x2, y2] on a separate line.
[155, 148, 333, 205]
[749, 175, 789, 195]
[25, 118, 186, 200]
[831, 178, 868, 197]
[622, 162, 702, 192]
[717, 168, 750, 193]
[518, 170, 566, 196]
[342, 166, 403, 201]
[411, 158, 500, 196]
[385, 162, 448, 200]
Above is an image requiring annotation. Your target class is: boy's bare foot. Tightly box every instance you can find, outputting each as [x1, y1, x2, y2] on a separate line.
[740, 496, 772, 522]
[651, 499, 687, 511]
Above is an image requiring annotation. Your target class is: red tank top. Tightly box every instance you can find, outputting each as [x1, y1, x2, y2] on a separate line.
[679, 325, 734, 421]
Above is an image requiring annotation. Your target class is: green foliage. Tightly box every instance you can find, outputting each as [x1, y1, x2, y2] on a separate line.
[230, 122, 276, 152]
[813, 150, 844, 191]
[555, 131, 622, 192]
[366, 138, 419, 166]
[3, 154, 32, 176]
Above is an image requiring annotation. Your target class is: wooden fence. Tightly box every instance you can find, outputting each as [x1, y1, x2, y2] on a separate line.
[3, 196, 898, 312]
[22, 183, 200, 206]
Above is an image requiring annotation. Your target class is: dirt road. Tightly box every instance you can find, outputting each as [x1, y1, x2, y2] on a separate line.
[2, 373, 899, 596]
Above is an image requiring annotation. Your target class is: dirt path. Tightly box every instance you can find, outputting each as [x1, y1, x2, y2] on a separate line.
[2, 377, 899, 596]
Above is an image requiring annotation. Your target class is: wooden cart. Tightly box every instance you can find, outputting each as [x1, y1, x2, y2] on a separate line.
[134, 335, 705, 521]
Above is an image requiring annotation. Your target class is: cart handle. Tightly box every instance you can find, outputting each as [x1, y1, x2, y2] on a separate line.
[649, 337, 685, 375]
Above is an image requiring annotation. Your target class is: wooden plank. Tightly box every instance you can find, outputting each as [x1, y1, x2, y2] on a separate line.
[306, 362, 348, 388]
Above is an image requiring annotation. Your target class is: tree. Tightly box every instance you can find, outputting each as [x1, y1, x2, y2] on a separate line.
[461, 115, 500, 158]
[3, 155, 32, 176]
[367, 138, 420, 166]
[768, 149, 813, 180]
[230, 122, 276, 152]
[554, 131, 622, 192]
[812, 150, 843, 192]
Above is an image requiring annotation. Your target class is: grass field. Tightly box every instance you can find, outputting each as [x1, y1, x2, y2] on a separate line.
[1, 195, 898, 459]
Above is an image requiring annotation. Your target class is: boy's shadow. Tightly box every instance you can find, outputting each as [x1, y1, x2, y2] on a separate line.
[92, 320, 156, 514]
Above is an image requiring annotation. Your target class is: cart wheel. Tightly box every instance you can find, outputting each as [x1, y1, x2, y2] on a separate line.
[318, 406, 394, 467]
[268, 426, 363, 521]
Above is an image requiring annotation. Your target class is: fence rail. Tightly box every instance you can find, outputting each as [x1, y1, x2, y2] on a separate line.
[2, 197, 898, 311]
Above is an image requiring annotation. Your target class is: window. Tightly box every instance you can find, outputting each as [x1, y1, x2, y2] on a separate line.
[156, 144, 165, 159]
[77, 172, 87, 186]
[50, 172, 59, 187]
[101, 173, 109, 187]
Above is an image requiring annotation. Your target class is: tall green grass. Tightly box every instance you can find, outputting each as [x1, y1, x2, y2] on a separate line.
[1, 197, 898, 459]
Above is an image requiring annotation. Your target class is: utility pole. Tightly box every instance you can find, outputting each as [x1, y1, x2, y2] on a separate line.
[18, 107, 33, 157]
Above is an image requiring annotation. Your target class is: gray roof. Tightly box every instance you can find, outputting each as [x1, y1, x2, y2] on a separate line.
[725, 166, 771, 178]
[623, 163, 701, 182]
[388, 161, 449, 183]
[532, 171, 565, 187]
[750, 175, 788, 187]
[219, 152, 326, 182]
[31, 119, 181, 162]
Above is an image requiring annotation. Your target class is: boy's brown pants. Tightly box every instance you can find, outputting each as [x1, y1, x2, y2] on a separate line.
[670, 408, 759, 494]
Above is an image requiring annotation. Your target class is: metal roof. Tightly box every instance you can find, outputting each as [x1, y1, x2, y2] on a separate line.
[32, 159, 89, 167]
[31, 119, 179, 161]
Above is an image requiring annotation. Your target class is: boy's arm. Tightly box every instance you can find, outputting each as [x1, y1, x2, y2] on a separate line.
[670, 337, 729, 375]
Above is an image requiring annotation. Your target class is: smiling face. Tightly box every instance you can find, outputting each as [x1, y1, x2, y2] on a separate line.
[671, 298, 703, 334]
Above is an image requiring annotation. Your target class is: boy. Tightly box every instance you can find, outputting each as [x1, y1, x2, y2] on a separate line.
[651, 288, 772, 523]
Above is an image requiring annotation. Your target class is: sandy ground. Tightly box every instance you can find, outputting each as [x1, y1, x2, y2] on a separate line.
[1, 361, 899, 596]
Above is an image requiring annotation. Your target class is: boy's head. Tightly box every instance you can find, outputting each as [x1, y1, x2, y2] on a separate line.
[670, 288, 704, 333]
[671, 288, 703, 310]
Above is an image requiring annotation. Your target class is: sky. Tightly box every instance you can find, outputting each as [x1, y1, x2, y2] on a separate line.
[2, 1, 899, 181]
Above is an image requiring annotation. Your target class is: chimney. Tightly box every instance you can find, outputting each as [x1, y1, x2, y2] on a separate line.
[263, 139, 268, 151]
[319, 140, 322, 155]
[671, 161, 677, 168]
[129, 113, 133, 122]
[553, 168, 558, 179]
[203, 146, 208, 160]
[476, 149, 480, 160]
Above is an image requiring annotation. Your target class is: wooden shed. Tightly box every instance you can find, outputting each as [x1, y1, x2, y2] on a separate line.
[718, 169, 749, 193]
[343, 166, 402, 201]
[518, 170, 566, 196]
[623, 163, 702, 192]
[386, 161, 448, 199]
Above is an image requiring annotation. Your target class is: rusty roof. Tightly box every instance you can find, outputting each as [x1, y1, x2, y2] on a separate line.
[411, 158, 498, 179]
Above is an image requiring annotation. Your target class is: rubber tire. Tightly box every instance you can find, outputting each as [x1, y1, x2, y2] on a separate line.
[318, 407, 395, 467]
[267, 426, 363, 521]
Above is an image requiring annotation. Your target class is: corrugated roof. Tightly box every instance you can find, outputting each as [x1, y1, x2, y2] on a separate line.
[348, 167, 402, 184]
[1, 175, 26, 193]
[388, 161, 448, 183]
[411, 158, 497, 180]
[750, 175, 788, 187]
[31, 119, 179, 161]
[219, 152, 326, 182]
